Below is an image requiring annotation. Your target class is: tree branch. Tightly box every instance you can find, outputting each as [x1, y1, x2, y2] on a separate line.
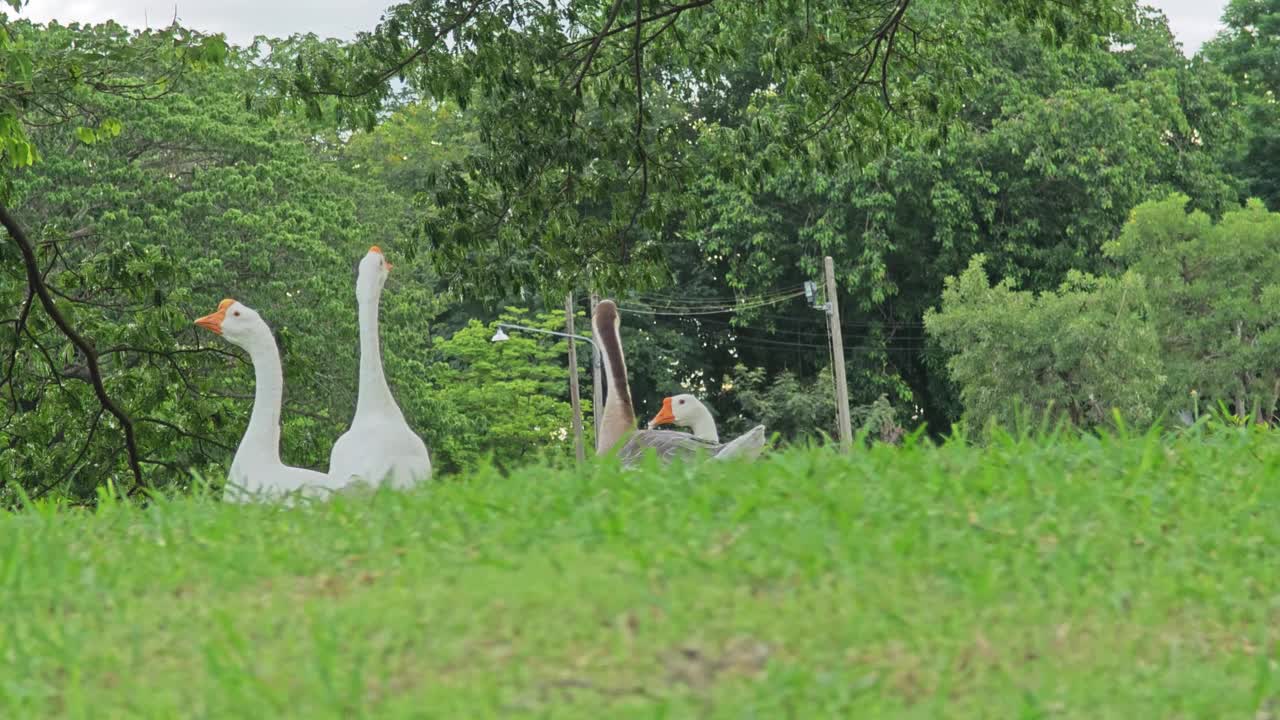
[563, 0, 716, 55]
[0, 204, 146, 491]
[564, 0, 628, 91]
[620, 0, 648, 263]
[29, 409, 105, 502]
[316, 0, 488, 100]
[1, 285, 33, 403]
[801, 0, 913, 141]
[137, 416, 235, 453]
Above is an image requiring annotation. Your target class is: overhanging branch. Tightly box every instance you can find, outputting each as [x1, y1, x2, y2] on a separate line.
[0, 204, 146, 491]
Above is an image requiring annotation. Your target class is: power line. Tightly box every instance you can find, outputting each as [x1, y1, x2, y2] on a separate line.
[625, 290, 806, 312]
[633, 286, 805, 305]
[617, 290, 807, 316]
[731, 307, 927, 328]
[638, 301, 927, 329]
[672, 314, 928, 342]
[697, 331, 926, 354]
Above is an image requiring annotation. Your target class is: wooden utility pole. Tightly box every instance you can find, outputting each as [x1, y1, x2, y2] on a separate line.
[590, 293, 602, 447]
[824, 256, 853, 451]
[566, 292, 585, 461]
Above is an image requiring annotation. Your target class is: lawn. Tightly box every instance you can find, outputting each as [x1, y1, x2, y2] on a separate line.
[2, 429, 1277, 718]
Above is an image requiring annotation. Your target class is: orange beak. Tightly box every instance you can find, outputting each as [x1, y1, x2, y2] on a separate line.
[369, 245, 393, 270]
[194, 298, 234, 335]
[649, 397, 677, 428]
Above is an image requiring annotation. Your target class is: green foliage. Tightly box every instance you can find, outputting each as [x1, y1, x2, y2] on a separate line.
[272, 0, 1130, 296]
[1205, 0, 1280, 92]
[0, 17, 226, 175]
[1105, 193, 1280, 422]
[728, 364, 837, 444]
[850, 394, 906, 444]
[1203, 0, 1280, 209]
[3, 435, 1280, 715]
[340, 101, 479, 197]
[3, 1, 1271, 504]
[409, 309, 586, 474]
[682, 5, 1239, 430]
[925, 256, 1165, 431]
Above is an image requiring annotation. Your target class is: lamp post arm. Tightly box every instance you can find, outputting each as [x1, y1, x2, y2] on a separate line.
[495, 323, 601, 354]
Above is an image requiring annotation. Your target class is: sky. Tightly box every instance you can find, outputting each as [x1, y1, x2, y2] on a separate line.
[15, 0, 1232, 55]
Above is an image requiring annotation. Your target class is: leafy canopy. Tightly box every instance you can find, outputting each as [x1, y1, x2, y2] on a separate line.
[274, 0, 1133, 295]
[1106, 193, 1280, 422]
[925, 256, 1164, 432]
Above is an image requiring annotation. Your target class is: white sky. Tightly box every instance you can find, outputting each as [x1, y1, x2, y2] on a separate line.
[16, 0, 1231, 55]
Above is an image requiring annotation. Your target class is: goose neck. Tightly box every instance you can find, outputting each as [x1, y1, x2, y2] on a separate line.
[238, 335, 283, 464]
[355, 293, 398, 418]
[594, 315, 635, 453]
[687, 405, 720, 443]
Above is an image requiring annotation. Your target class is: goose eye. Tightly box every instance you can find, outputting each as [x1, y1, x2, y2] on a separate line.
[678, 399, 685, 405]
[233, 311, 241, 317]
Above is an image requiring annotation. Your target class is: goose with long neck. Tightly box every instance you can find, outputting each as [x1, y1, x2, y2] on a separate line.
[328, 246, 431, 488]
[592, 300, 768, 464]
[194, 299, 345, 502]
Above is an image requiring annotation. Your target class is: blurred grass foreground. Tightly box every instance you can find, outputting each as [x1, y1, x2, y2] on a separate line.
[2, 430, 1277, 718]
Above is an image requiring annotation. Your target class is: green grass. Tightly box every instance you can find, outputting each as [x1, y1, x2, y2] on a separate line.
[3, 429, 1279, 718]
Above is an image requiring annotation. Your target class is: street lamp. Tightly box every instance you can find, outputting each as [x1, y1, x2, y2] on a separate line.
[491, 322, 597, 350]
[490, 322, 601, 459]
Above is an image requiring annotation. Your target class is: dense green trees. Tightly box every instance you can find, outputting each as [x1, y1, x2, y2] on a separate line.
[670, 4, 1241, 429]
[1107, 195, 1280, 422]
[6, 0, 1280, 503]
[274, 0, 1131, 295]
[929, 194, 1280, 431]
[926, 258, 1163, 431]
[1204, 0, 1280, 210]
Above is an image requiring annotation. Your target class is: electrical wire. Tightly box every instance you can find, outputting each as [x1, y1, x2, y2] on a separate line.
[594, 281, 929, 353]
[672, 314, 928, 343]
[631, 287, 806, 310]
[617, 290, 807, 316]
[719, 335, 925, 354]
[731, 306, 927, 328]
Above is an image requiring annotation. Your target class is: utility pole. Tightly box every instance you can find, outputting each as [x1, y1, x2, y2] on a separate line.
[824, 256, 853, 451]
[565, 292, 585, 462]
[590, 292, 602, 448]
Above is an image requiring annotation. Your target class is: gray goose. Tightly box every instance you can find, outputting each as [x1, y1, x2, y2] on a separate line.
[592, 300, 768, 465]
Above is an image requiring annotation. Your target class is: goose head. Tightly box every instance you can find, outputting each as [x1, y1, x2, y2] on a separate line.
[648, 393, 720, 441]
[648, 394, 703, 429]
[356, 245, 392, 303]
[194, 299, 272, 351]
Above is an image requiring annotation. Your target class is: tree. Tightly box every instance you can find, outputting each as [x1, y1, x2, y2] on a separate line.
[0, 12, 227, 496]
[1202, 0, 1280, 210]
[680, 5, 1238, 431]
[409, 309, 585, 473]
[727, 364, 836, 443]
[274, 0, 1132, 296]
[925, 256, 1164, 432]
[1105, 193, 1280, 422]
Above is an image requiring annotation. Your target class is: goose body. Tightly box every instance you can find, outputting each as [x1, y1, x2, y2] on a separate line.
[328, 247, 431, 489]
[195, 299, 346, 503]
[592, 300, 767, 465]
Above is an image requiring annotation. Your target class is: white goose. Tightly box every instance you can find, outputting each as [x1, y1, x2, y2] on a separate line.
[647, 393, 767, 461]
[194, 299, 345, 502]
[592, 299, 767, 465]
[328, 246, 431, 488]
